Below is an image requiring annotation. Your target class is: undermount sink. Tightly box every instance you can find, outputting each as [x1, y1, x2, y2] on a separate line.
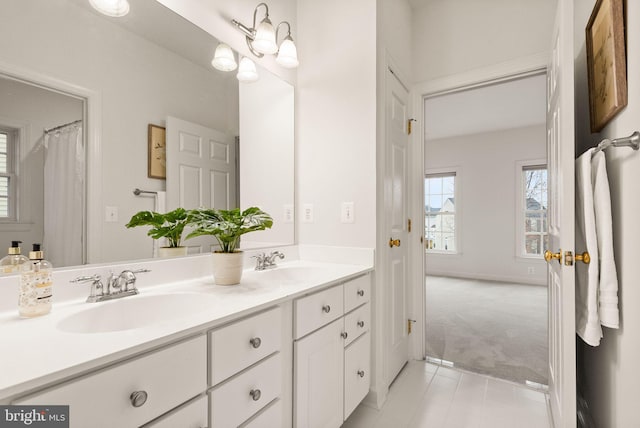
[57, 293, 217, 334]
[254, 264, 336, 283]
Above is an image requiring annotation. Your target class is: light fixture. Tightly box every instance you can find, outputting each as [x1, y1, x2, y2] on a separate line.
[231, 3, 298, 68]
[275, 22, 298, 68]
[88, 0, 130, 17]
[211, 43, 238, 72]
[236, 57, 259, 83]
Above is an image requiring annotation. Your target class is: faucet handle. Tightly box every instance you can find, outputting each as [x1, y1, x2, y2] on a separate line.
[118, 269, 150, 292]
[70, 274, 101, 284]
[70, 274, 104, 301]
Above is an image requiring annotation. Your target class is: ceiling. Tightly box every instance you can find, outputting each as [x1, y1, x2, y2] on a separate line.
[423, 73, 547, 141]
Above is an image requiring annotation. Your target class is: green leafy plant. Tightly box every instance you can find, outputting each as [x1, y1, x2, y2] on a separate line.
[125, 207, 189, 248]
[186, 207, 273, 253]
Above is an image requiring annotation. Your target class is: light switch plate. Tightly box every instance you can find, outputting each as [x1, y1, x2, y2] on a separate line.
[283, 204, 294, 223]
[302, 204, 314, 223]
[341, 202, 355, 223]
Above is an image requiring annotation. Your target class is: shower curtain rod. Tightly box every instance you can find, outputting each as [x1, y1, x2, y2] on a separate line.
[44, 119, 82, 134]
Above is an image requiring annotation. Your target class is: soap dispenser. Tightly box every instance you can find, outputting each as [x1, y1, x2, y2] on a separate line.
[18, 244, 53, 318]
[0, 240, 30, 274]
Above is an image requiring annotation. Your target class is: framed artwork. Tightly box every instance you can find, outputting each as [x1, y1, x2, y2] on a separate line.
[586, 0, 627, 133]
[148, 124, 166, 179]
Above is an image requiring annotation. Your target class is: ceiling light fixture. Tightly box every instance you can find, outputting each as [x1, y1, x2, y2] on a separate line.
[231, 3, 298, 69]
[88, 0, 130, 17]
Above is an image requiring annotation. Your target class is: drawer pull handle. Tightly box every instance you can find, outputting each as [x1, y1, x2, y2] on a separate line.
[322, 305, 331, 313]
[130, 390, 148, 407]
[250, 389, 262, 401]
[357, 289, 365, 297]
[357, 370, 365, 378]
[249, 337, 262, 349]
[357, 320, 365, 328]
[341, 331, 348, 339]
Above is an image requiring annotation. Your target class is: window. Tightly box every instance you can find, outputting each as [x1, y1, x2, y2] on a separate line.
[0, 129, 16, 220]
[522, 165, 547, 256]
[425, 172, 456, 253]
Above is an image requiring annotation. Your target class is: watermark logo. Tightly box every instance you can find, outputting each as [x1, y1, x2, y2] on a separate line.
[0, 406, 68, 428]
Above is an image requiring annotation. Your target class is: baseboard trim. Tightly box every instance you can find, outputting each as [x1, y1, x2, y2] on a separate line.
[425, 270, 546, 286]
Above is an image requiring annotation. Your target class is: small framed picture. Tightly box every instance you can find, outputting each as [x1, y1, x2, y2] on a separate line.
[148, 124, 166, 179]
[585, 0, 627, 133]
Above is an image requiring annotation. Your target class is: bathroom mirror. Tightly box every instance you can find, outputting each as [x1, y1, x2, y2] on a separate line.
[0, 0, 294, 267]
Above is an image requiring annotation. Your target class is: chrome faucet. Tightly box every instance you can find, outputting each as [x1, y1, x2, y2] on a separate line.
[71, 269, 150, 303]
[252, 251, 285, 271]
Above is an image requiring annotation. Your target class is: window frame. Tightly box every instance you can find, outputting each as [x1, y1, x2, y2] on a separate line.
[0, 127, 18, 222]
[424, 167, 460, 255]
[516, 160, 548, 259]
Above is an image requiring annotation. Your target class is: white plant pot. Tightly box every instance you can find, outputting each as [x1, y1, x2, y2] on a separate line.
[211, 251, 244, 285]
[158, 246, 188, 258]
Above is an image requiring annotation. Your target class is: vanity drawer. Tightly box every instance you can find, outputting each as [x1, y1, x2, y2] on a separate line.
[344, 332, 371, 420]
[344, 274, 370, 313]
[14, 335, 207, 428]
[343, 303, 370, 347]
[210, 352, 282, 428]
[210, 306, 282, 386]
[143, 395, 207, 428]
[240, 398, 283, 428]
[294, 284, 343, 339]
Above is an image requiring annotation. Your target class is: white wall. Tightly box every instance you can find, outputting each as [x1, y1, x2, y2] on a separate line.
[425, 125, 547, 285]
[296, 0, 377, 248]
[1, 0, 238, 264]
[0, 78, 83, 253]
[411, 0, 556, 83]
[575, 1, 640, 426]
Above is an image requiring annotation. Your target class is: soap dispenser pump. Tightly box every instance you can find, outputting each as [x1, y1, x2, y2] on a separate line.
[18, 244, 53, 318]
[0, 240, 30, 274]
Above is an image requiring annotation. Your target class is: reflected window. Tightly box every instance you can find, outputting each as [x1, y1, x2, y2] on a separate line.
[425, 172, 457, 253]
[0, 129, 16, 220]
[522, 165, 548, 256]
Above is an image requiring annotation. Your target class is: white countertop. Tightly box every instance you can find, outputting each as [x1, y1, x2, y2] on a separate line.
[0, 254, 373, 402]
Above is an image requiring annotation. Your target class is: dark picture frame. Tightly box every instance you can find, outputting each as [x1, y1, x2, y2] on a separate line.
[585, 0, 627, 133]
[148, 124, 166, 179]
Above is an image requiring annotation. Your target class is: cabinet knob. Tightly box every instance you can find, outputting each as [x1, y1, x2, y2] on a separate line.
[357, 289, 365, 297]
[250, 389, 262, 401]
[341, 331, 348, 339]
[130, 390, 148, 407]
[357, 370, 365, 378]
[249, 337, 262, 349]
[357, 320, 365, 328]
[322, 305, 331, 313]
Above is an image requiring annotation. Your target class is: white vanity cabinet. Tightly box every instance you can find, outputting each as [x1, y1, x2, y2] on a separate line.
[293, 274, 371, 428]
[14, 335, 207, 428]
[208, 305, 289, 428]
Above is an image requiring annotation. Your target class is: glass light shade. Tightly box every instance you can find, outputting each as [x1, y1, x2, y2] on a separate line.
[252, 18, 278, 54]
[276, 38, 299, 68]
[236, 57, 259, 82]
[211, 43, 237, 72]
[88, 0, 130, 17]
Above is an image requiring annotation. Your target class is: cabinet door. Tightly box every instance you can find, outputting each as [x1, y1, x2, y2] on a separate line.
[294, 318, 344, 428]
[344, 333, 371, 420]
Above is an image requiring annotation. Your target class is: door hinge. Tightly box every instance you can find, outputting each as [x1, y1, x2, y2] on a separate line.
[408, 218, 412, 233]
[408, 319, 416, 334]
[408, 118, 416, 135]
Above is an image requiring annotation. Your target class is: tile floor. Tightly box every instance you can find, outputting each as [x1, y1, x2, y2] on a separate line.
[342, 361, 550, 428]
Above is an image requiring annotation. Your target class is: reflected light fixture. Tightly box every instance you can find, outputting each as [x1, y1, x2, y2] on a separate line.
[236, 57, 259, 83]
[88, 0, 130, 17]
[211, 43, 238, 72]
[232, 3, 298, 69]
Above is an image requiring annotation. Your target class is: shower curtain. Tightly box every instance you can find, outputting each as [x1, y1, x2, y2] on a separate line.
[43, 123, 84, 267]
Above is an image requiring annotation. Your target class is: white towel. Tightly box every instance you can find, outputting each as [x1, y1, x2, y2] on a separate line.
[152, 191, 167, 258]
[591, 151, 620, 329]
[575, 149, 602, 346]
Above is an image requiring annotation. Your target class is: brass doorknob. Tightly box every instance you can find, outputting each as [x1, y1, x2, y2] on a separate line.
[544, 250, 562, 263]
[575, 251, 591, 264]
[389, 238, 401, 248]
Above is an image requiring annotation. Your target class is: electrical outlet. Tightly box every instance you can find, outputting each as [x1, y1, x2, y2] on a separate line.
[105, 206, 118, 222]
[302, 204, 314, 223]
[341, 202, 355, 223]
[283, 204, 294, 223]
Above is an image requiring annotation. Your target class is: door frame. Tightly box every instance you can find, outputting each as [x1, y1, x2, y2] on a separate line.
[408, 53, 549, 361]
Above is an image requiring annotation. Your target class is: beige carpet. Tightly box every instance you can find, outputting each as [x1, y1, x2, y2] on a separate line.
[425, 276, 548, 386]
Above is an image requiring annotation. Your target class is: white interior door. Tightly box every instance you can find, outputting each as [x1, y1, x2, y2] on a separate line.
[166, 116, 237, 253]
[385, 68, 411, 385]
[546, 1, 576, 426]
